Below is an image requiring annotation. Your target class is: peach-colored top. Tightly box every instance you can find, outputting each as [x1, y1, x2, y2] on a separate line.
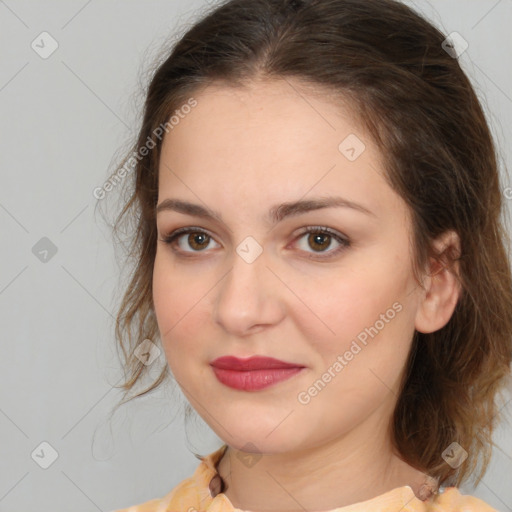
[113, 444, 498, 512]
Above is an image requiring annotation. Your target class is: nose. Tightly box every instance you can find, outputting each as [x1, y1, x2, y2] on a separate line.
[212, 247, 286, 337]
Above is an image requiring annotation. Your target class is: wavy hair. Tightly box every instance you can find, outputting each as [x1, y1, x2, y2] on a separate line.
[104, 0, 512, 488]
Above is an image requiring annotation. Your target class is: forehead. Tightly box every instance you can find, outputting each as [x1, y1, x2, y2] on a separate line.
[157, 79, 398, 223]
[161, 79, 370, 161]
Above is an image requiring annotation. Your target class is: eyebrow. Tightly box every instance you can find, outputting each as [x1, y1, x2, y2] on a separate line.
[155, 196, 376, 224]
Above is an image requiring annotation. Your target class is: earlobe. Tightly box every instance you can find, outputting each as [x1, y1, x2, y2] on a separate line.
[414, 230, 462, 334]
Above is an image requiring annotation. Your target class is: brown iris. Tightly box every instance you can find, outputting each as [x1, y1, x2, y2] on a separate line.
[308, 232, 331, 252]
[188, 232, 210, 251]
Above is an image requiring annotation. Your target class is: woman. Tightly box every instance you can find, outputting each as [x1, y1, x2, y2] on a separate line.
[108, 0, 512, 510]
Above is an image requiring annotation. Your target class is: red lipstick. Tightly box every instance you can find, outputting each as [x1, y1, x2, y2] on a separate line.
[210, 356, 305, 391]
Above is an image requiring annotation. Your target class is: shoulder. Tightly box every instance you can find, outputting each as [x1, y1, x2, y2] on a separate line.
[110, 476, 198, 512]
[426, 487, 500, 512]
[110, 444, 228, 512]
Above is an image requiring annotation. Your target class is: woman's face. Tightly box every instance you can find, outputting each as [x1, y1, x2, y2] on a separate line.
[153, 79, 425, 453]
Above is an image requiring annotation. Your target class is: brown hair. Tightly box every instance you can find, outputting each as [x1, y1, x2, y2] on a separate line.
[104, 0, 512, 488]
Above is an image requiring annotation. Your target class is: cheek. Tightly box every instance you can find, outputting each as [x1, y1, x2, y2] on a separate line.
[152, 255, 206, 352]
[152, 256, 178, 333]
[300, 259, 415, 368]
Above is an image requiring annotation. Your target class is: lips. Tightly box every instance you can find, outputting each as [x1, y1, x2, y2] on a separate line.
[210, 355, 304, 370]
[210, 356, 306, 391]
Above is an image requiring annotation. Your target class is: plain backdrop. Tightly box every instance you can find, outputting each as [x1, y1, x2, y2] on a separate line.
[1, 1, 511, 511]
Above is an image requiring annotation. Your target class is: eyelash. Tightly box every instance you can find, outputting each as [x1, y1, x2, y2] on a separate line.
[158, 226, 350, 260]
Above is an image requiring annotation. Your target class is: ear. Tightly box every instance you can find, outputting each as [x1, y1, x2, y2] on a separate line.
[414, 230, 462, 334]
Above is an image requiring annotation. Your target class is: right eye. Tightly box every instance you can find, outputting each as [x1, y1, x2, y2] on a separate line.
[159, 227, 221, 255]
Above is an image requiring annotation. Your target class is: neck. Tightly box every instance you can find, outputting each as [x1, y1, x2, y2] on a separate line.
[216, 412, 431, 512]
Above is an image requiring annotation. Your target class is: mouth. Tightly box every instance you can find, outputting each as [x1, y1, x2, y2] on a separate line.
[210, 355, 306, 391]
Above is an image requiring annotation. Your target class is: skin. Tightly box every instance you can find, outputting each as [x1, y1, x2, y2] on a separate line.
[152, 78, 461, 512]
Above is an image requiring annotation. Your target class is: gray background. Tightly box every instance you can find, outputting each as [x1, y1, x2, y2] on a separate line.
[1, 1, 511, 511]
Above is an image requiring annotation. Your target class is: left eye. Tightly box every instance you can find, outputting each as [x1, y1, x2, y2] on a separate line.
[294, 227, 350, 257]
[159, 226, 350, 259]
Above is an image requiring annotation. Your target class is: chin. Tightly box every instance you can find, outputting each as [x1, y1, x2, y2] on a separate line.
[213, 421, 310, 455]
